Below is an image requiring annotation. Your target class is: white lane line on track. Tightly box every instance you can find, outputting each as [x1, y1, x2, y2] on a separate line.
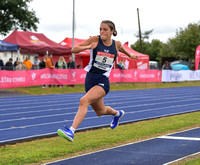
[1, 95, 200, 112]
[0, 88, 200, 111]
[158, 136, 200, 141]
[0, 90, 200, 106]
[1, 100, 200, 123]
[163, 151, 200, 165]
[0, 115, 100, 131]
[1, 99, 200, 124]
[1, 108, 199, 132]
[44, 126, 200, 165]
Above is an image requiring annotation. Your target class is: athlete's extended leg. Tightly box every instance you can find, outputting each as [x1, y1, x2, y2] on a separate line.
[71, 85, 106, 129]
[57, 85, 106, 142]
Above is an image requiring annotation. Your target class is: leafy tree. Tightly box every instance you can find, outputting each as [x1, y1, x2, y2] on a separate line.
[131, 39, 149, 54]
[148, 39, 163, 61]
[131, 23, 200, 64]
[158, 40, 177, 63]
[131, 40, 151, 55]
[135, 29, 154, 41]
[171, 23, 200, 61]
[131, 39, 163, 61]
[0, 0, 39, 36]
[134, 29, 153, 53]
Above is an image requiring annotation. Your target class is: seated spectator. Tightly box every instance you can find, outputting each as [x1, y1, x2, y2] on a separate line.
[162, 61, 172, 70]
[15, 61, 27, 71]
[117, 59, 125, 69]
[77, 65, 81, 69]
[5, 58, 14, 70]
[116, 59, 125, 85]
[23, 56, 32, 70]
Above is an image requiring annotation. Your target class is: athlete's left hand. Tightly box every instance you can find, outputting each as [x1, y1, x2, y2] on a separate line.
[130, 54, 138, 59]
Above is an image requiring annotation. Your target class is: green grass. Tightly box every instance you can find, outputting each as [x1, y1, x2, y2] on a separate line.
[1, 81, 200, 164]
[182, 159, 200, 165]
[183, 159, 200, 165]
[0, 111, 200, 165]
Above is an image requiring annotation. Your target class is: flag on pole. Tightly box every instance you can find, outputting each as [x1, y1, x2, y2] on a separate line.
[195, 45, 200, 70]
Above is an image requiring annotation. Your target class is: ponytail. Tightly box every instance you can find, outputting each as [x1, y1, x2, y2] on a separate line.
[113, 30, 117, 36]
[101, 20, 117, 37]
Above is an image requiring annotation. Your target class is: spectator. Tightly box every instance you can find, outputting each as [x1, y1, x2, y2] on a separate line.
[15, 61, 27, 71]
[0, 58, 4, 70]
[55, 56, 67, 69]
[117, 59, 125, 69]
[116, 59, 125, 85]
[77, 65, 81, 69]
[67, 56, 76, 87]
[14, 57, 19, 69]
[33, 56, 40, 70]
[39, 55, 47, 69]
[23, 56, 32, 70]
[5, 58, 14, 70]
[162, 61, 172, 70]
[39, 55, 48, 88]
[67, 56, 76, 69]
[55, 56, 67, 88]
[46, 54, 54, 69]
[46, 54, 54, 88]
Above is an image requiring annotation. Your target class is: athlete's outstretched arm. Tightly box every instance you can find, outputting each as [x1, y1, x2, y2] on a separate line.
[72, 36, 98, 53]
[117, 41, 138, 59]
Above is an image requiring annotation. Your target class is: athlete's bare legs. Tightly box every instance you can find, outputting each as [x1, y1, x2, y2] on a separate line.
[71, 85, 117, 129]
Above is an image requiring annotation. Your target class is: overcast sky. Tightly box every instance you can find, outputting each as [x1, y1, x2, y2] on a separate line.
[25, 0, 200, 45]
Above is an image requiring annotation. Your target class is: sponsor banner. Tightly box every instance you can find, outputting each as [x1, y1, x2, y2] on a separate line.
[0, 69, 161, 89]
[162, 70, 200, 82]
[110, 69, 161, 82]
[0, 69, 87, 89]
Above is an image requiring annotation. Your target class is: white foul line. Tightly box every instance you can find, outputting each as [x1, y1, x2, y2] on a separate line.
[158, 135, 200, 141]
[163, 151, 200, 165]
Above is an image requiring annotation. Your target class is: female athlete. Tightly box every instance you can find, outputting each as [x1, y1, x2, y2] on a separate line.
[57, 20, 138, 142]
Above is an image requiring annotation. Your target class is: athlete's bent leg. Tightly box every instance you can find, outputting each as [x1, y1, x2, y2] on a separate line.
[71, 85, 106, 129]
[91, 98, 118, 116]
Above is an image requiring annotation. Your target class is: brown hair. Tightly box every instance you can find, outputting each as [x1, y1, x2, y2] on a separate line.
[101, 20, 117, 36]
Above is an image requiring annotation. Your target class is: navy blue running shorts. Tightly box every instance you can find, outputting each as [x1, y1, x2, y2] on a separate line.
[85, 72, 110, 94]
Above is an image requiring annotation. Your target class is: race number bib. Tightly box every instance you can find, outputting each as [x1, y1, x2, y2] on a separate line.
[93, 51, 115, 71]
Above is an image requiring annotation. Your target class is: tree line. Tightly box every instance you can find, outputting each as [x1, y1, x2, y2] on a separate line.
[131, 23, 200, 69]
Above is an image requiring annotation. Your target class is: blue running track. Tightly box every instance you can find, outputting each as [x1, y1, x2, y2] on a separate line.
[46, 127, 200, 165]
[0, 86, 200, 144]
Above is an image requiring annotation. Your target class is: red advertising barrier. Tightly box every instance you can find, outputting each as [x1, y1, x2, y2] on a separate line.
[110, 69, 161, 83]
[0, 69, 161, 89]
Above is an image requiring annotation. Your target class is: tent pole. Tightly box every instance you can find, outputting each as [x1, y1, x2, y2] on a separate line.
[72, 0, 75, 61]
[17, 48, 20, 60]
